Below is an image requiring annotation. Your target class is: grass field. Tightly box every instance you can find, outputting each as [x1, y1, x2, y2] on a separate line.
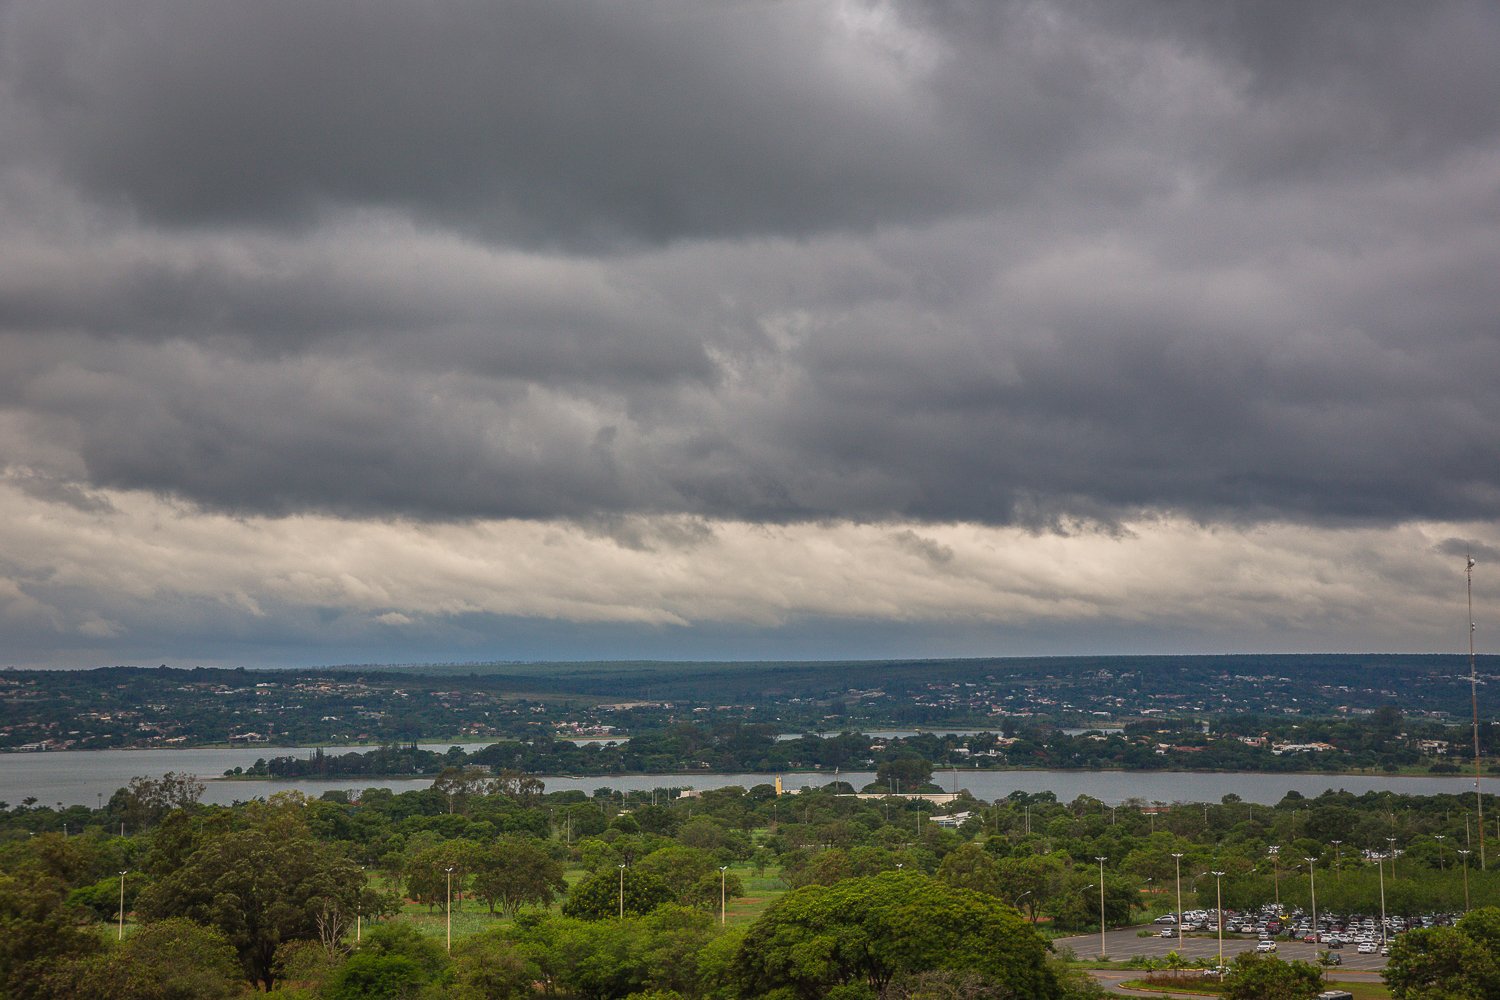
[376, 861, 789, 943]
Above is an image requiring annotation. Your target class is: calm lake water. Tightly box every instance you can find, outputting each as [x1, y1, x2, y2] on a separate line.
[0, 746, 1485, 808]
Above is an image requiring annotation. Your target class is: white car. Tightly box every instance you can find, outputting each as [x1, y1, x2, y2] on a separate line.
[1160, 927, 1176, 938]
[1357, 942, 1376, 954]
[1256, 940, 1277, 953]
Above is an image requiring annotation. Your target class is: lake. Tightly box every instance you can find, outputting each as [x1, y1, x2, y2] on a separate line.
[1, 746, 1485, 808]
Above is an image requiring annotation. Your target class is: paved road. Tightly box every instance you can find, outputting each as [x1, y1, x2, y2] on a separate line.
[1052, 926, 1388, 972]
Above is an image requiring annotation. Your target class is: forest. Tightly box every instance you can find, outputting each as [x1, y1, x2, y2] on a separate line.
[6, 760, 1500, 998]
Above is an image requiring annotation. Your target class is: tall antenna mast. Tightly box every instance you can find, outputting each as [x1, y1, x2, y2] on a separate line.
[1470, 554, 1485, 870]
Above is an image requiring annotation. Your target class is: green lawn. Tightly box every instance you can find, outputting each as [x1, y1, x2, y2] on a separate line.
[367, 861, 788, 942]
[729, 866, 788, 924]
[1324, 981, 1393, 1000]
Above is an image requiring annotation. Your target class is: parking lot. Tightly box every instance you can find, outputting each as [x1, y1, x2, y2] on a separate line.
[1051, 926, 1389, 973]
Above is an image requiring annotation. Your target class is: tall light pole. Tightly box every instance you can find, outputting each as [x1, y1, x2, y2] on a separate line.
[1269, 846, 1281, 906]
[1330, 840, 1343, 880]
[1387, 837, 1399, 880]
[1303, 858, 1318, 953]
[117, 870, 127, 941]
[1096, 856, 1108, 960]
[1171, 853, 1185, 950]
[1436, 835, 1447, 871]
[1211, 870, 1226, 972]
[1470, 555, 1486, 870]
[1014, 889, 1033, 921]
[618, 864, 626, 920]
[1459, 848, 1473, 912]
[357, 865, 364, 943]
[1378, 854, 1387, 945]
[719, 866, 728, 926]
[444, 866, 454, 953]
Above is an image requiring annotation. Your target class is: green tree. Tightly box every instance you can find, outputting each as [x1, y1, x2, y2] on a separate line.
[1385, 908, 1500, 1000]
[936, 842, 1001, 897]
[324, 953, 431, 1000]
[0, 875, 103, 1000]
[562, 867, 676, 921]
[446, 930, 538, 1000]
[470, 837, 566, 917]
[636, 845, 717, 898]
[734, 871, 1060, 1000]
[1221, 952, 1324, 1000]
[47, 918, 242, 1000]
[682, 869, 744, 913]
[108, 772, 206, 831]
[135, 822, 367, 990]
[638, 905, 721, 997]
[404, 838, 479, 911]
[993, 853, 1067, 923]
[873, 757, 935, 792]
[510, 914, 648, 1000]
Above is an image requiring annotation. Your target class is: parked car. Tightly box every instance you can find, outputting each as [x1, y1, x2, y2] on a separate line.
[1357, 941, 1376, 954]
[1160, 927, 1175, 938]
[1256, 940, 1277, 953]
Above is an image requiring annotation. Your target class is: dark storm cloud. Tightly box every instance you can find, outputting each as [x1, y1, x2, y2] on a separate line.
[1096, 1, 1500, 183]
[1, 1, 1498, 527]
[2, 0, 973, 246]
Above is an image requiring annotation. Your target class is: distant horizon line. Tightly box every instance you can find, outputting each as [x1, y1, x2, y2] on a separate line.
[7, 650, 1498, 674]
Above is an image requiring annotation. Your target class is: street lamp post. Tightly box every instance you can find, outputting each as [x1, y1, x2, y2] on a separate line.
[1387, 837, 1399, 880]
[1435, 835, 1447, 871]
[719, 866, 728, 926]
[1014, 889, 1033, 921]
[1378, 855, 1387, 945]
[444, 867, 455, 953]
[118, 870, 127, 941]
[1171, 853, 1185, 950]
[1211, 871, 1226, 972]
[618, 864, 627, 920]
[1269, 846, 1281, 906]
[1459, 848, 1473, 912]
[1095, 856, 1108, 960]
[1330, 840, 1343, 879]
[1304, 858, 1318, 954]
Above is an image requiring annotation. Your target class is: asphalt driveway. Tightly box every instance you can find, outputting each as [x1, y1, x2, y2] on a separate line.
[1051, 926, 1388, 973]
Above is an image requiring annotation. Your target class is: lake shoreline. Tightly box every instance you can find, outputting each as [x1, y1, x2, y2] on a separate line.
[206, 762, 1467, 782]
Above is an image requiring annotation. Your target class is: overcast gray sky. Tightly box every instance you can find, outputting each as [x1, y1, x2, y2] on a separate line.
[1, 0, 1496, 668]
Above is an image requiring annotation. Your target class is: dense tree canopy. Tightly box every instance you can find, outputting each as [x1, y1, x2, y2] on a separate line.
[734, 871, 1061, 1000]
[562, 866, 676, 921]
[1221, 952, 1325, 1000]
[45, 918, 243, 1000]
[135, 804, 373, 989]
[12, 749, 1500, 1000]
[1385, 907, 1500, 999]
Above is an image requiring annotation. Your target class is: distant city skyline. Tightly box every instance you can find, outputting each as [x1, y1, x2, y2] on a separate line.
[1, 2, 1497, 668]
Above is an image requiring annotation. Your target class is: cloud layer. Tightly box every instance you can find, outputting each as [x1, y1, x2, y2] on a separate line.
[0, 477, 1488, 667]
[1, 1, 1497, 664]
